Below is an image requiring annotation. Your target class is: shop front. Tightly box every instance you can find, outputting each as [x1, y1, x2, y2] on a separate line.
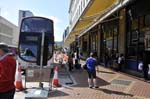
[100, 17, 119, 67]
[80, 34, 88, 58]
[125, 0, 150, 72]
[89, 27, 98, 55]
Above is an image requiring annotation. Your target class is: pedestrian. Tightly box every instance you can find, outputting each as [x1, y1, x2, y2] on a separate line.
[85, 52, 99, 88]
[74, 51, 78, 65]
[63, 53, 68, 63]
[143, 50, 150, 80]
[58, 52, 63, 64]
[104, 52, 109, 68]
[68, 52, 73, 71]
[118, 53, 124, 71]
[0, 43, 16, 99]
[54, 51, 58, 63]
[71, 51, 75, 65]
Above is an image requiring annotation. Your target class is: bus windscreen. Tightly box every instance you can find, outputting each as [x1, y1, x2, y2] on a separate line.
[21, 17, 53, 33]
[19, 17, 54, 63]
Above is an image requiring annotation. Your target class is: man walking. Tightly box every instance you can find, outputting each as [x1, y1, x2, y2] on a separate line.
[143, 50, 150, 80]
[0, 43, 16, 99]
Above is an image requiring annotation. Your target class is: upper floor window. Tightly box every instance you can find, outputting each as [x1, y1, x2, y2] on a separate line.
[83, 0, 85, 8]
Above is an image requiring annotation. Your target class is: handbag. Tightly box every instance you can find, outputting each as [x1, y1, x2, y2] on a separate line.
[83, 64, 87, 70]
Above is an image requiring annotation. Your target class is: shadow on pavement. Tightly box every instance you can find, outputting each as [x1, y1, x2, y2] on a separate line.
[16, 89, 28, 94]
[48, 90, 69, 98]
[97, 88, 133, 97]
[72, 70, 110, 87]
[97, 77, 110, 87]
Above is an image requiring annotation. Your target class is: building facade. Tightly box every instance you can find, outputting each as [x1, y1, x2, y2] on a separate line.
[0, 16, 18, 46]
[64, 0, 150, 76]
[69, 0, 91, 32]
[18, 10, 34, 27]
[63, 26, 69, 43]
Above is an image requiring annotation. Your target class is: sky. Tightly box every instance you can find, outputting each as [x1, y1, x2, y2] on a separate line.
[0, 0, 69, 42]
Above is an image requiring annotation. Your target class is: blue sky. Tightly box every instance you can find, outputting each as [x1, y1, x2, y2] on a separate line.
[0, 0, 69, 41]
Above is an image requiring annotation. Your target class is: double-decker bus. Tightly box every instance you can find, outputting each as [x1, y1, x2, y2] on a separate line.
[18, 17, 54, 69]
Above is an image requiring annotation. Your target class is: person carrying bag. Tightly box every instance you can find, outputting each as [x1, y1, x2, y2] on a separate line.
[85, 53, 99, 88]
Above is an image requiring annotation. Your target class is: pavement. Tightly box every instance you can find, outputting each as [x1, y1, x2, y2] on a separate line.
[14, 59, 150, 99]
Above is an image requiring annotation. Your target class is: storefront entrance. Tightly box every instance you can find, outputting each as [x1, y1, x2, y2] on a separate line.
[126, 0, 150, 71]
[100, 19, 119, 67]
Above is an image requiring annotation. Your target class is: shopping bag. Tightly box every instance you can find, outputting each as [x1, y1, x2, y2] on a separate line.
[83, 64, 87, 70]
[138, 62, 143, 71]
[148, 64, 150, 74]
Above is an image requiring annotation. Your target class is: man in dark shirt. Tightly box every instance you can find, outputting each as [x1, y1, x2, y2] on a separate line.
[143, 50, 150, 80]
[0, 43, 16, 99]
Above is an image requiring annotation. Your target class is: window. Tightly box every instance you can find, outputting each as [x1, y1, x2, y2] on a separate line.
[126, 5, 149, 60]
[101, 20, 119, 59]
[78, 5, 80, 16]
[131, 19, 138, 30]
[145, 15, 150, 26]
[90, 32, 98, 52]
[21, 18, 53, 33]
[83, 0, 85, 8]
[81, 1, 82, 12]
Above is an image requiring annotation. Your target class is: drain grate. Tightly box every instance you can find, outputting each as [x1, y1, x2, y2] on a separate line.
[111, 79, 132, 86]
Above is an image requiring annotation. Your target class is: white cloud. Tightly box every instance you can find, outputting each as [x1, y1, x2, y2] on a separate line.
[49, 16, 61, 24]
[1, 9, 18, 26]
[3, 11, 9, 17]
[34, 13, 61, 23]
[48, 16, 63, 41]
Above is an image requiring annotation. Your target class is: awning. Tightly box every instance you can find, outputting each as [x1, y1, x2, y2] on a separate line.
[64, 0, 121, 47]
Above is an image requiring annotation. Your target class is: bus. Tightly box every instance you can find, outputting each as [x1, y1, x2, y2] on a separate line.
[18, 17, 54, 69]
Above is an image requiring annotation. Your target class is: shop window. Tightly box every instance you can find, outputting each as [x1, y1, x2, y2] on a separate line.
[145, 32, 150, 49]
[131, 30, 138, 45]
[83, 41, 87, 52]
[132, 19, 138, 30]
[100, 19, 119, 63]
[114, 28, 118, 36]
[138, 45, 144, 59]
[145, 15, 150, 26]
[140, 17, 144, 28]
[126, 8, 148, 60]
[127, 46, 137, 57]
[90, 32, 98, 52]
[139, 31, 144, 45]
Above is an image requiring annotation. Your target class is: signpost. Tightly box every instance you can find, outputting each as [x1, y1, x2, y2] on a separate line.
[25, 32, 50, 99]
